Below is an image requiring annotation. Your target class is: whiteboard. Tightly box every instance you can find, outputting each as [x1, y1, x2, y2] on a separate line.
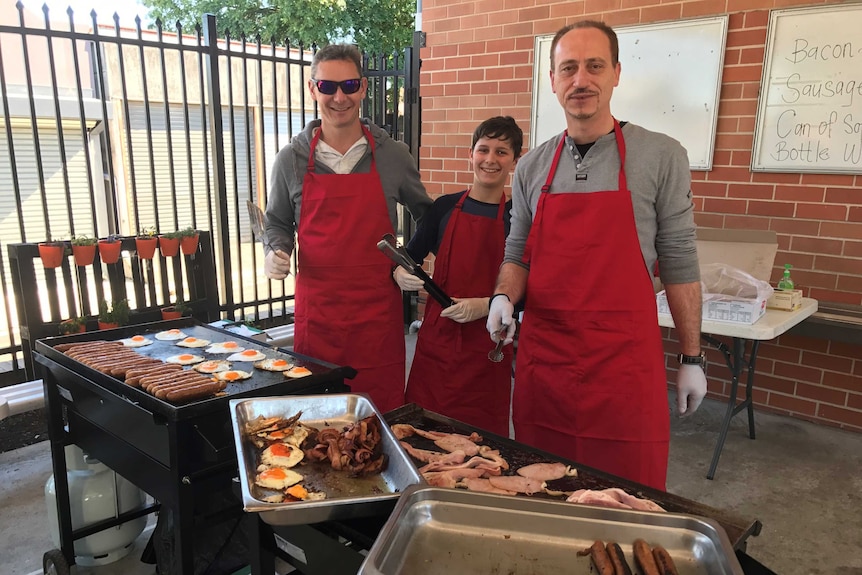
[752, 5, 862, 173]
[531, 17, 728, 170]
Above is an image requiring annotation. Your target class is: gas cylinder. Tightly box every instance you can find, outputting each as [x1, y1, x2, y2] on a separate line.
[45, 445, 148, 566]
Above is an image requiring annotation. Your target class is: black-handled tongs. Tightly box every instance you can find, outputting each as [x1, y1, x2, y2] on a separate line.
[376, 233, 455, 308]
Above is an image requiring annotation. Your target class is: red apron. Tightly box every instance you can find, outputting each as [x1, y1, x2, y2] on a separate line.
[405, 192, 511, 435]
[294, 126, 406, 413]
[513, 122, 670, 490]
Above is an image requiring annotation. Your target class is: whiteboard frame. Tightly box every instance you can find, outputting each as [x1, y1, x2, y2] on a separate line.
[530, 16, 728, 171]
[751, 4, 862, 174]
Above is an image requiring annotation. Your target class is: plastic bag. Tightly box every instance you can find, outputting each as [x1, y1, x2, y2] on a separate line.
[700, 263, 774, 300]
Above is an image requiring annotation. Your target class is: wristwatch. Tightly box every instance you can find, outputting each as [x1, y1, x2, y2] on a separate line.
[677, 351, 707, 373]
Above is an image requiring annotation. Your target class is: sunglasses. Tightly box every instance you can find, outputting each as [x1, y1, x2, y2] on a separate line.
[312, 78, 363, 95]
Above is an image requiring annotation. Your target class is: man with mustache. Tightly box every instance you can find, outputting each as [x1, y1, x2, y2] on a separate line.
[264, 43, 431, 413]
[486, 21, 706, 490]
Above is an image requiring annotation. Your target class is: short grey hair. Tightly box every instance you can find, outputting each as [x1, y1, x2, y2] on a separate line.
[311, 44, 363, 78]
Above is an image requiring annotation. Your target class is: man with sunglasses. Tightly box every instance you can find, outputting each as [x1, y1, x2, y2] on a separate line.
[264, 43, 431, 413]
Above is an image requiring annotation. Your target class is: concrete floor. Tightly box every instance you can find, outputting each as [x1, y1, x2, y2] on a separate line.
[2, 334, 862, 574]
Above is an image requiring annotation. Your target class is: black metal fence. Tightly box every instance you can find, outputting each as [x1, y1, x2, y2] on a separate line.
[0, 4, 419, 383]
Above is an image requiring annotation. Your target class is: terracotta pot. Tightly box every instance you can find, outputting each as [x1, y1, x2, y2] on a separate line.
[71, 244, 96, 266]
[159, 236, 180, 257]
[161, 307, 183, 320]
[136, 237, 158, 259]
[38, 243, 65, 268]
[180, 233, 199, 255]
[97, 321, 119, 330]
[98, 240, 122, 264]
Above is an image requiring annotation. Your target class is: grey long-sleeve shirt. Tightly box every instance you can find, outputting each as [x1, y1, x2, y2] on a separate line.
[505, 122, 700, 285]
[265, 119, 432, 255]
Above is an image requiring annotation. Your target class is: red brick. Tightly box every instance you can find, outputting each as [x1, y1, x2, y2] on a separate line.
[720, 84, 742, 100]
[741, 83, 761, 99]
[726, 28, 768, 48]
[717, 100, 758, 118]
[753, 374, 796, 395]
[692, 181, 728, 198]
[727, 183, 774, 200]
[791, 236, 844, 256]
[849, 393, 862, 411]
[707, 166, 752, 182]
[773, 252, 815, 271]
[793, 270, 840, 290]
[825, 187, 862, 205]
[702, 198, 748, 214]
[713, 150, 733, 166]
[801, 350, 854, 374]
[817, 404, 862, 427]
[758, 343, 801, 364]
[518, 5, 551, 21]
[744, 10, 769, 28]
[837, 276, 862, 294]
[846, 241, 862, 258]
[724, 215, 770, 229]
[821, 222, 862, 241]
[751, 173, 802, 185]
[850, 207, 862, 223]
[457, 68, 485, 83]
[681, 0, 728, 18]
[814, 255, 862, 275]
[767, 393, 817, 416]
[796, 203, 848, 221]
[604, 9, 641, 27]
[801, 173, 856, 187]
[769, 218, 820, 236]
[488, 10, 520, 26]
[694, 213, 725, 228]
[776, 334, 828, 352]
[808, 288, 861, 306]
[584, 0, 620, 12]
[828, 341, 862, 361]
[448, 2, 476, 17]
[748, 201, 795, 217]
[728, 0, 773, 12]
[471, 54, 500, 69]
[773, 186, 822, 203]
[739, 47, 765, 65]
[797, 382, 848, 406]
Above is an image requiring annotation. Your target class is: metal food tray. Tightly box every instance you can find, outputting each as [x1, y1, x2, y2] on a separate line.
[230, 394, 424, 526]
[359, 485, 744, 575]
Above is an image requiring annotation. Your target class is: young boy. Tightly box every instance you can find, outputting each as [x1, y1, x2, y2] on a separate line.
[395, 116, 523, 435]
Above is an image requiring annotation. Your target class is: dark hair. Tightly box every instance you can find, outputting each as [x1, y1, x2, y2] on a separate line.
[472, 116, 523, 158]
[311, 44, 363, 78]
[549, 20, 619, 70]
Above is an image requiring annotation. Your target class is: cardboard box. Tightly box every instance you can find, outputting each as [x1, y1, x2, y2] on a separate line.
[767, 289, 802, 311]
[656, 228, 778, 325]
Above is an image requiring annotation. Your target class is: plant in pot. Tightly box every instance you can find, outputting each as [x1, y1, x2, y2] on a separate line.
[136, 226, 158, 259]
[178, 226, 200, 255]
[70, 234, 97, 266]
[158, 229, 181, 257]
[98, 234, 123, 264]
[98, 298, 130, 330]
[161, 298, 191, 320]
[58, 316, 87, 335]
[38, 237, 66, 269]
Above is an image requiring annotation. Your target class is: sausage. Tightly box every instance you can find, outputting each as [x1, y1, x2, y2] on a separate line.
[110, 359, 162, 376]
[589, 540, 614, 575]
[153, 376, 213, 398]
[651, 545, 679, 575]
[144, 372, 205, 393]
[55, 340, 117, 352]
[164, 381, 225, 403]
[99, 358, 156, 374]
[605, 542, 632, 575]
[125, 364, 180, 382]
[125, 368, 180, 387]
[139, 370, 196, 390]
[633, 539, 660, 575]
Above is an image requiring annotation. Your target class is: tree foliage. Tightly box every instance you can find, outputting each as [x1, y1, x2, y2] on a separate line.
[142, 0, 415, 54]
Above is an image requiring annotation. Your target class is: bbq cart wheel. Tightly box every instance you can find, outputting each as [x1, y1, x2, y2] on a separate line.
[43, 549, 70, 575]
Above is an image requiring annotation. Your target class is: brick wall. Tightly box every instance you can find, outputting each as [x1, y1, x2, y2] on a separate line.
[418, 0, 862, 431]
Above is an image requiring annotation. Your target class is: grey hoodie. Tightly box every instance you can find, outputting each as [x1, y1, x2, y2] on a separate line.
[265, 118, 431, 255]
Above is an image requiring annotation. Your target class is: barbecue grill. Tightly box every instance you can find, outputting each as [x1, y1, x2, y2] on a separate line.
[249, 404, 765, 575]
[35, 317, 354, 574]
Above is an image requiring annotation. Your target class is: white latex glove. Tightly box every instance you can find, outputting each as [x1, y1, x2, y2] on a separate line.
[440, 297, 490, 324]
[264, 249, 292, 280]
[677, 364, 707, 416]
[486, 295, 516, 345]
[393, 266, 425, 291]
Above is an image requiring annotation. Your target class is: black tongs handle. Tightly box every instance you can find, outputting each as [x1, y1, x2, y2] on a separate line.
[378, 234, 455, 308]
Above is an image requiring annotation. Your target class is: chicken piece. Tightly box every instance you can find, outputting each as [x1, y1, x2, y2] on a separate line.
[399, 441, 446, 463]
[488, 475, 546, 495]
[476, 445, 510, 471]
[434, 435, 480, 456]
[516, 462, 570, 481]
[601, 488, 666, 512]
[458, 477, 518, 496]
[391, 424, 416, 439]
[423, 468, 486, 488]
[567, 489, 633, 510]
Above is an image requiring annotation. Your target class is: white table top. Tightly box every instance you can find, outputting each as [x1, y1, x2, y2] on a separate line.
[658, 297, 818, 340]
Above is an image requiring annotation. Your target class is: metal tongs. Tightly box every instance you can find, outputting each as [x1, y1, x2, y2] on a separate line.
[376, 233, 455, 308]
[246, 200, 272, 251]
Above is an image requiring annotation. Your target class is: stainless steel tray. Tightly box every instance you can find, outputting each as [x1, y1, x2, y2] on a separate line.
[359, 485, 745, 575]
[230, 394, 423, 526]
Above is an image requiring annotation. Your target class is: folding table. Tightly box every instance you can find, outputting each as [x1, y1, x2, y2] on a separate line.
[659, 298, 818, 479]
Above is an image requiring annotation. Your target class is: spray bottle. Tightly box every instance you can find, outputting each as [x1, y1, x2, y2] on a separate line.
[777, 263, 794, 290]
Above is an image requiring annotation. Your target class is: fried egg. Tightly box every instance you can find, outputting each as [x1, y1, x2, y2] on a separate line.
[155, 328, 187, 341]
[284, 366, 312, 379]
[213, 369, 252, 381]
[260, 442, 304, 468]
[165, 353, 205, 365]
[193, 359, 231, 374]
[227, 349, 266, 362]
[206, 341, 245, 354]
[119, 335, 152, 348]
[254, 467, 303, 490]
[176, 336, 210, 348]
[254, 358, 293, 372]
